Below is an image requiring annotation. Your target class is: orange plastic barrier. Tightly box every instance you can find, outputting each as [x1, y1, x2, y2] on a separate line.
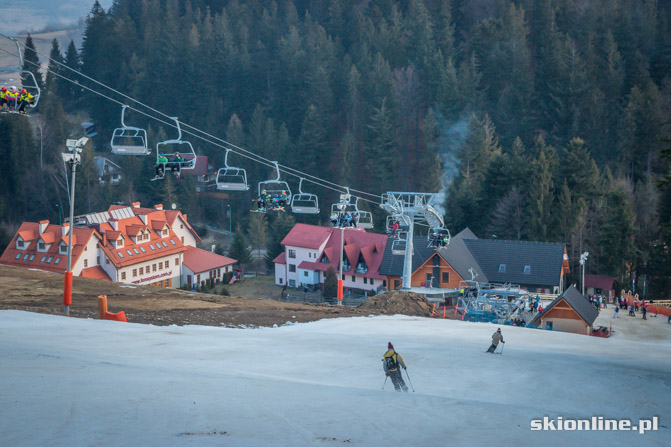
[647, 305, 671, 317]
[104, 311, 127, 322]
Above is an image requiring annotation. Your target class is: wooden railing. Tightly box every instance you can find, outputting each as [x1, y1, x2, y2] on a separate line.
[651, 300, 671, 308]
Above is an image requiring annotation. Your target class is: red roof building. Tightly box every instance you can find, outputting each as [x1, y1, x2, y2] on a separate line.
[584, 275, 616, 300]
[0, 203, 236, 289]
[274, 223, 388, 292]
[182, 246, 237, 289]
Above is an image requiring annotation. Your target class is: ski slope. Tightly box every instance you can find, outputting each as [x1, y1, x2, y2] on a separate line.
[0, 310, 669, 446]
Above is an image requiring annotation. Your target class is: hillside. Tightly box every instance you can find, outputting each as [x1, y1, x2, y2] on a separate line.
[1, 310, 669, 446]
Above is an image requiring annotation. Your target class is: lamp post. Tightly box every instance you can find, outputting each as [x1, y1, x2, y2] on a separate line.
[227, 204, 232, 240]
[62, 137, 88, 316]
[579, 251, 589, 296]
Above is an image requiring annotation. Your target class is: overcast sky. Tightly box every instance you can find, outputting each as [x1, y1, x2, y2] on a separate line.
[0, 1, 114, 35]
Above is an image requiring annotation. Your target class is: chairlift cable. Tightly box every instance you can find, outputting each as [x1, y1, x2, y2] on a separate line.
[0, 33, 384, 205]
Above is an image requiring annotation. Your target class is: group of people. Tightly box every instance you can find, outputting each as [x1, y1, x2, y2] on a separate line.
[330, 210, 359, 227]
[430, 231, 449, 247]
[0, 86, 34, 114]
[154, 152, 186, 178]
[587, 295, 604, 310]
[255, 190, 288, 212]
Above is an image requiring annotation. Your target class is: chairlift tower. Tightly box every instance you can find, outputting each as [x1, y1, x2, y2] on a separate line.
[380, 192, 447, 290]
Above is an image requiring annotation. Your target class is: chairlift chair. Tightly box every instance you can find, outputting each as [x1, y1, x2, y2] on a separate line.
[258, 161, 292, 206]
[154, 117, 196, 179]
[428, 227, 451, 248]
[291, 178, 319, 214]
[329, 191, 373, 229]
[391, 233, 408, 255]
[110, 105, 150, 155]
[216, 149, 249, 191]
[0, 37, 41, 110]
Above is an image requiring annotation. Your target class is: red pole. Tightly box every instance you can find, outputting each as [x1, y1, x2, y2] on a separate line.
[337, 279, 343, 304]
[63, 271, 73, 313]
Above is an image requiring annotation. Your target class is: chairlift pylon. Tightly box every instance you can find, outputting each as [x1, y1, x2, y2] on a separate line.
[0, 37, 41, 111]
[110, 105, 150, 155]
[216, 149, 249, 191]
[291, 178, 319, 214]
[153, 117, 196, 180]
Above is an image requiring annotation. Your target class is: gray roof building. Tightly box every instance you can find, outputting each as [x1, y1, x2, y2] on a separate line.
[530, 285, 599, 327]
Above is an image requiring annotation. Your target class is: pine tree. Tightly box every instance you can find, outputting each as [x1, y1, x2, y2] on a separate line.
[228, 226, 253, 275]
[45, 39, 63, 94]
[527, 147, 555, 241]
[21, 34, 43, 91]
[598, 179, 638, 282]
[247, 212, 268, 265]
[323, 266, 338, 299]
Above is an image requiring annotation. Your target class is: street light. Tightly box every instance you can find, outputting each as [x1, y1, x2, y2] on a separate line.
[62, 137, 88, 316]
[579, 251, 589, 296]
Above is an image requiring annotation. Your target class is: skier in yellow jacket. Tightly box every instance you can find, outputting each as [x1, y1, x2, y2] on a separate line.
[382, 342, 408, 392]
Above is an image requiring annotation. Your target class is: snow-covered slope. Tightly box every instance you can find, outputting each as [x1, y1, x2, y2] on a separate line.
[0, 310, 668, 446]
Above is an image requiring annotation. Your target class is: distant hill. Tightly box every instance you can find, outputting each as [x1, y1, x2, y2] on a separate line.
[0, 0, 114, 35]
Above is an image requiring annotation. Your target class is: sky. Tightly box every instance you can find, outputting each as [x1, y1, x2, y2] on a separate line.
[0, 0, 114, 35]
[1, 310, 669, 446]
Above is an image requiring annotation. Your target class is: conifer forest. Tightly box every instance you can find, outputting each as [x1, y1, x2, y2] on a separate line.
[1, 0, 671, 295]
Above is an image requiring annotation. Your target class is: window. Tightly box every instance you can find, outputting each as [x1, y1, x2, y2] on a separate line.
[29, 254, 35, 261]
[320, 253, 329, 263]
[279, 278, 283, 284]
[121, 272, 126, 280]
[116, 238, 123, 248]
[139, 267, 144, 275]
[83, 259, 88, 267]
[117, 251, 124, 258]
[442, 272, 450, 283]
[352, 276, 356, 282]
[17, 240, 24, 248]
[394, 280, 400, 289]
[289, 264, 296, 273]
[383, 280, 386, 287]
[153, 264, 157, 272]
[499, 264, 506, 273]
[174, 257, 179, 266]
[23, 253, 29, 261]
[159, 262, 163, 270]
[426, 273, 432, 283]
[38, 242, 45, 250]
[133, 248, 140, 254]
[140, 247, 146, 253]
[149, 244, 155, 251]
[60, 244, 67, 253]
[289, 280, 296, 287]
[126, 249, 133, 256]
[54, 257, 61, 264]
[371, 279, 374, 285]
[162, 229, 168, 236]
[180, 224, 184, 229]
[97, 256, 100, 265]
[523, 265, 531, 274]
[303, 271, 308, 277]
[288, 249, 296, 259]
[363, 277, 368, 284]
[162, 241, 169, 248]
[15, 253, 21, 260]
[170, 239, 176, 245]
[133, 269, 137, 277]
[181, 237, 184, 243]
[40, 256, 46, 263]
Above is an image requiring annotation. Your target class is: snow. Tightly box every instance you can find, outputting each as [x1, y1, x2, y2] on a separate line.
[1, 311, 669, 447]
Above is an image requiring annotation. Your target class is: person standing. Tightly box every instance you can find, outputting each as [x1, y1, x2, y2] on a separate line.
[641, 305, 647, 320]
[486, 328, 504, 353]
[382, 342, 408, 392]
[613, 306, 619, 319]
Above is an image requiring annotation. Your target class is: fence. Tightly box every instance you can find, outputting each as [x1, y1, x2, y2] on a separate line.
[279, 291, 370, 306]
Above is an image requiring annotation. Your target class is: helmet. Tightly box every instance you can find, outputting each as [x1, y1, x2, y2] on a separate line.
[10, 86, 16, 90]
[282, 191, 286, 194]
[388, 342, 393, 349]
[1, 87, 6, 91]
[497, 328, 501, 332]
[21, 89, 26, 93]
[262, 189, 266, 194]
[175, 152, 180, 156]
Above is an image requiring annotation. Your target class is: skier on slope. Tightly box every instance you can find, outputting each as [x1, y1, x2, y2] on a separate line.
[486, 328, 505, 353]
[382, 342, 408, 392]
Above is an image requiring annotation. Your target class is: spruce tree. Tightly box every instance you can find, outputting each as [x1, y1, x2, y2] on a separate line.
[21, 34, 43, 91]
[229, 226, 253, 275]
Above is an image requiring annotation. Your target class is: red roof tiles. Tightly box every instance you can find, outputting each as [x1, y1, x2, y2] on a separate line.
[182, 246, 236, 274]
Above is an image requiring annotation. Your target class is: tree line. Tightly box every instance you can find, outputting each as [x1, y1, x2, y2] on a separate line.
[1, 0, 670, 295]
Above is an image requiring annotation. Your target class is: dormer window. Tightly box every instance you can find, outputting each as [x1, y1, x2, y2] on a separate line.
[523, 265, 531, 274]
[162, 229, 168, 236]
[59, 243, 67, 254]
[342, 258, 351, 272]
[499, 264, 506, 273]
[320, 253, 329, 263]
[38, 242, 46, 251]
[116, 238, 124, 248]
[16, 240, 24, 249]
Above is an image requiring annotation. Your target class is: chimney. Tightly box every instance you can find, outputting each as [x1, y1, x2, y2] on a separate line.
[138, 214, 147, 225]
[132, 202, 141, 208]
[38, 220, 49, 234]
[110, 220, 118, 231]
[62, 223, 70, 237]
[154, 204, 163, 211]
[102, 232, 107, 246]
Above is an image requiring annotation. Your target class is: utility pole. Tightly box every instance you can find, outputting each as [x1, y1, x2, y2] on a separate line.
[579, 252, 589, 296]
[338, 225, 344, 306]
[62, 137, 88, 316]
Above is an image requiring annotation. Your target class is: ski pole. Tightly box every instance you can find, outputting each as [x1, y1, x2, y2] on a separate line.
[404, 369, 415, 392]
[499, 342, 505, 355]
[382, 375, 388, 390]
